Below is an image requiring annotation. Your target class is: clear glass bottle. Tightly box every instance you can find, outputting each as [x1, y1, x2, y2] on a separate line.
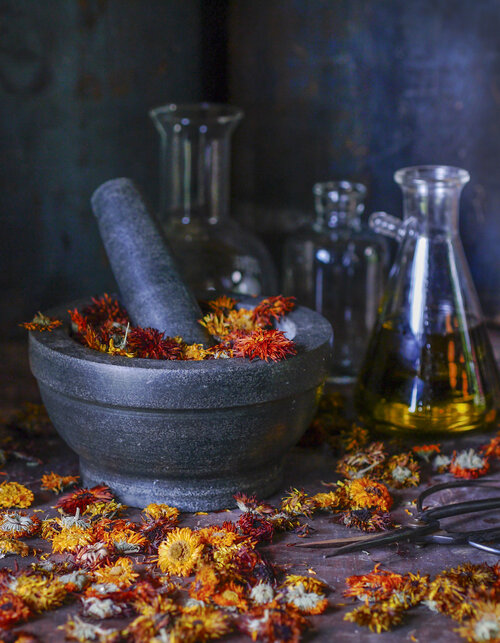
[150, 103, 277, 298]
[355, 165, 500, 435]
[283, 181, 388, 383]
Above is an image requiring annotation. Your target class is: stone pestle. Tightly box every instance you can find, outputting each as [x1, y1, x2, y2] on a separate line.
[91, 177, 210, 345]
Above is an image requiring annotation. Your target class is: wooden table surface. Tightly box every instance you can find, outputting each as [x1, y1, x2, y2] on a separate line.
[1, 336, 499, 642]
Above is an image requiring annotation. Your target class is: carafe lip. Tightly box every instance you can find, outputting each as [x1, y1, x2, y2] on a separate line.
[149, 102, 244, 125]
[395, 165, 470, 187]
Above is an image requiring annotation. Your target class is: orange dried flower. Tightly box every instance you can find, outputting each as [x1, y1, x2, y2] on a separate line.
[40, 472, 79, 494]
[20, 312, 63, 332]
[212, 580, 248, 611]
[208, 295, 237, 314]
[232, 328, 297, 361]
[252, 295, 296, 326]
[412, 444, 441, 461]
[344, 564, 406, 601]
[341, 477, 393, 512]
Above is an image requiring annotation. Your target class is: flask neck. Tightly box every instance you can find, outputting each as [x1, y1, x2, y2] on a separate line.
[313, 181, 366, 230]
[150, 103, 243, 225]
[396, 165, 470, 235]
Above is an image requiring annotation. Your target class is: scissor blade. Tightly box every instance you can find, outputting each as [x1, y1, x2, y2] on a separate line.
[324, 524, 437, 558]
[292, 534, 375, 548]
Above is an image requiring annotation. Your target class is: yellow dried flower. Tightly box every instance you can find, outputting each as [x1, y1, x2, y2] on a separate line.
[93, 557, 138, 588]
[168, 605, 232, 643]
[0, 537, 29, 557]
[51, 526, 94, 553]
[12, 575, 67, 612]
[143, 503, 180, 522]
[455, 601, 500, 642]
[0, 482, 34, 509]
[157, 527, 204, 576]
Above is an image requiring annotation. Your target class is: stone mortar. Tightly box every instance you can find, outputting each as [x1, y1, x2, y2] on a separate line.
[29, 299, 332, 511]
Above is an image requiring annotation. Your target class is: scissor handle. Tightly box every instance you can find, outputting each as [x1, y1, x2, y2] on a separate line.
[417, 479, 500, 512]
[419, 497, 500, 522]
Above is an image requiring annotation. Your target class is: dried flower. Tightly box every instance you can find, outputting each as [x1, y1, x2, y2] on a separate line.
[340, 477, 393, 512]
[280, 488, 316, 518]
[252, 295, 296, 326]
[433, 453, 452, 472]
[344, 601, 405, 633]
[51, 526, 94, 553]
[20, 312, 63, 332]
[383, 452, 420, 488]
[237, 513, 274, 542]
[11, 575, 67, 612]
[0, 537, 30, 558]
[232, 328, 297, 361]
[142, 503, 180, 523]
[169, 605, 232, 643]
[56, 485, 113, 514]
[128, 327, 183, 360]
[0, 512, 40, 539]
[157, 528, 204, 576]
[344, 564, 406, 601]
[338, 508, 395, 532]
[0, 593, 31, 629]
[60, 615, 118, 642]
[93, 557, 138, 588]
[0, 482, 34, 509]
[412, 444, 441, 462]
[449, 449, 490, 479]
[212, 580, 248, 611]
[336, 441, 387, 479]
[208, 295, 237, 314]
[82, 294, 128, 326]
[455, 601, 500, 642]
[40, 472, 79, 494]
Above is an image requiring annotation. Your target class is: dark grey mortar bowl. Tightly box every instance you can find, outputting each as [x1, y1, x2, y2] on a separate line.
[29, 298, 332, 511]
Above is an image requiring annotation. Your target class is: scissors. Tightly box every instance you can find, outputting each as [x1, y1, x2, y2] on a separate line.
[292, 480, 500, 557]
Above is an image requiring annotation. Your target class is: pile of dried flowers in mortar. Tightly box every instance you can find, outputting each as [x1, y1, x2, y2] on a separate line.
[21, 294, 298, 362]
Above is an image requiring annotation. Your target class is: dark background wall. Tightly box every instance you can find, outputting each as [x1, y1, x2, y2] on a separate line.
[2, 0, 500, 337]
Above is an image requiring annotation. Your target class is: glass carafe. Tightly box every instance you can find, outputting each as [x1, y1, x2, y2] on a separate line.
[150, 103, 277, 298]
[283, 181, 388, 383]
[355, 165, 500, 435]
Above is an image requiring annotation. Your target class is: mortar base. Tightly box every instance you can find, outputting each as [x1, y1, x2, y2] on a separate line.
[80, 459, 284, 511]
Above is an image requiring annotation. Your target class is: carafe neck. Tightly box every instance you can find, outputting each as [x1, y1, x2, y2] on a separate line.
[150, 103, 243, 225]
[396, 166, 470, 235]
[313, 181, 366, 230]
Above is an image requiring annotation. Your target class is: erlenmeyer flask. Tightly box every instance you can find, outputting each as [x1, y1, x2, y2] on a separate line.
[355, 165, 500, 435]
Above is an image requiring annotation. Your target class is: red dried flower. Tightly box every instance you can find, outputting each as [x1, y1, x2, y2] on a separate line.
[252, 296, 296, 326]
[232, 328, 297, 362]
[82, 293, 129, 326]
[128, 327, 183, 360]
[55, 485, 114, 515]
[139, 516, 178, 553]
[0, 593, 31, 629]
[237, 514, 274, 542]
